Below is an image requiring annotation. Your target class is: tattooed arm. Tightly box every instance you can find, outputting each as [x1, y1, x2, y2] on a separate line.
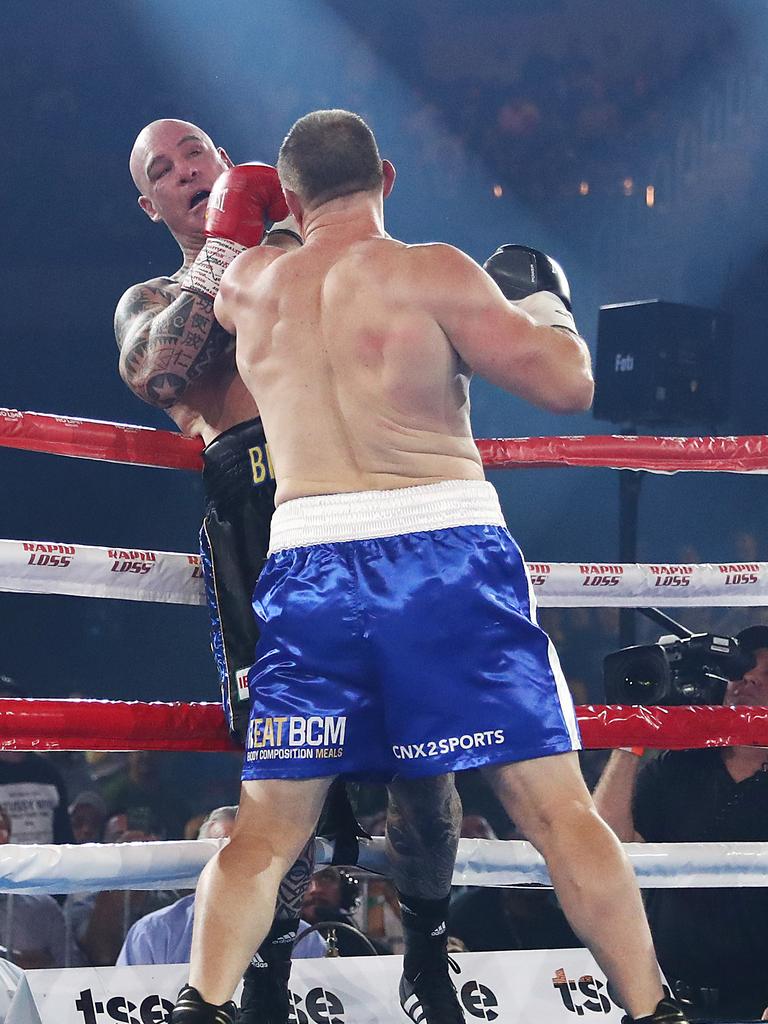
[114, 278, 234, 409]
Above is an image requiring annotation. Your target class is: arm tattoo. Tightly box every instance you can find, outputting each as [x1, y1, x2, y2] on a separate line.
[116, 284, 234, 408]
[274, 837, 315, 921]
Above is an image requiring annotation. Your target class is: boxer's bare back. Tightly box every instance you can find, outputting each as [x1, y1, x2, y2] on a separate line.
[217, 239, 482, 503]
[215, 195, 590, 504]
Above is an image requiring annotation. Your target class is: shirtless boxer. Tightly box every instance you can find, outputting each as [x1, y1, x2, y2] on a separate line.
[171, 110, 690, 1024]
[116, 120, 464, 1024]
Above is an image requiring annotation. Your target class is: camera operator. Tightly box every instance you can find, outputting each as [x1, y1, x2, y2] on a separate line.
[593, 625, 768, 1022]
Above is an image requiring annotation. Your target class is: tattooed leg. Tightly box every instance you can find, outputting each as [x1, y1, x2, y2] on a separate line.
[238, 839, 316, 1023]
[387, 775, 463, 993]
[274, 837, 315, 921]
[386, 774, 461, 900]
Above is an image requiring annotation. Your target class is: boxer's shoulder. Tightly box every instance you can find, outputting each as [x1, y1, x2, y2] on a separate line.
[405, 240, 477, 272]
[366, 240, 476, 301]
[219, 243, 286, 295]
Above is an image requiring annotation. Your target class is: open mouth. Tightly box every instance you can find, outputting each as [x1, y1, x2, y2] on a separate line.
[190, 189, 210, 210]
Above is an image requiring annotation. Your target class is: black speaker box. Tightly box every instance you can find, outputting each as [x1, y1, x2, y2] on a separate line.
[594, 300, 731, 427]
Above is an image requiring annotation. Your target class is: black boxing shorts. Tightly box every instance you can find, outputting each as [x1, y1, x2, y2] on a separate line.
[199, 417, 276, 744]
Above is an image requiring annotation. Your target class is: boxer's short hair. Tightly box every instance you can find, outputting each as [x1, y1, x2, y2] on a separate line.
[278, 109, 382, 209]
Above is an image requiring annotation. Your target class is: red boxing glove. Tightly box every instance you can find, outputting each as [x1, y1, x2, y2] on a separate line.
[181, 163, 289, 301]
[205, 162, 289, 247]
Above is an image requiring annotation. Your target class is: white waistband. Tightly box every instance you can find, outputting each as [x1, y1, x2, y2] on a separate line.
[268, 480, 505, 552]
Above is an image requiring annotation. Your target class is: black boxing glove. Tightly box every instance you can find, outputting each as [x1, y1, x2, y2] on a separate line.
[483, 244, 577, 334]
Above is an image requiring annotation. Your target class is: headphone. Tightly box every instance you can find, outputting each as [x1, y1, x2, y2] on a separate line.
[313, 866, 360, 912]
[338, 868, 360, 913]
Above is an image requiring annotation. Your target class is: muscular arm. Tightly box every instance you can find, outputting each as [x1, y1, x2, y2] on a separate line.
[423, 245, 594, 413]
[591, 750, 645, 842]
[114, 281, 234, 409]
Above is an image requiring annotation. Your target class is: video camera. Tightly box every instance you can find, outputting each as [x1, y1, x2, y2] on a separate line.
[603, 609, 756, 706]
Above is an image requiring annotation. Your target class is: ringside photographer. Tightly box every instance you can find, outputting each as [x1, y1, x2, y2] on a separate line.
[593, 624, 768, 1022]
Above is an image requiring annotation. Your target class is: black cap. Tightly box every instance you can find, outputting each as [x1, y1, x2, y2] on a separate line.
[736, 625, 768, 654]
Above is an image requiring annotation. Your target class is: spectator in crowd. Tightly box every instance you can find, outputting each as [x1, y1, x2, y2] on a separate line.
[460, 814, 497, 841]
[99, 751, 191, 840]
[358, 876, 404, 955]
[66, 805, 178, 966]
[593, 624, 768, 1022]
[117, 807, 326, 965]
[43, 749, 99, 803]
[0, 804, 79, 968]
[84, 751, 130, 785]
[43, 693, 100, 799]
[449, 811, 579, 952]
[301, 867, 388, 956]
[69, 790, 107, 844]
[450, 882, 578, 953]
[454, 772, 510, 840]
[183, 812, 208, 841]
[0, 676, 73, 845]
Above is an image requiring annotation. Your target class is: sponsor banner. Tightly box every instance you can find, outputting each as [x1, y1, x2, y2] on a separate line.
[0, 539, 205, 606]
[528, 561, 768, 607]
[6, 950, 638, 1024]
[2, 540, 767, 608]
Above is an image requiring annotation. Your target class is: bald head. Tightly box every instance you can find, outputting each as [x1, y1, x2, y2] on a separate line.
[128, 119, 231, 236]
[129, 119, 218, 192]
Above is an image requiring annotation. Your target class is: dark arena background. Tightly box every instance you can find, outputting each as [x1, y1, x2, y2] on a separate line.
[2, 0, 768, 833]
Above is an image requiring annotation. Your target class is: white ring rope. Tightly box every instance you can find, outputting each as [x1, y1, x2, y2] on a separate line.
[0, 837, 766, 894]
[0, 539, 203, 605]
[2, 539, 767, 607]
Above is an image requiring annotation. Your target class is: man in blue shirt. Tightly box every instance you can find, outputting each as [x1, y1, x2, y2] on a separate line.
[117, 807, 326, 966]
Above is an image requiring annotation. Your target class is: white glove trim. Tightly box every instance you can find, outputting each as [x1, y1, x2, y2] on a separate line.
[515, 291, 578, 335]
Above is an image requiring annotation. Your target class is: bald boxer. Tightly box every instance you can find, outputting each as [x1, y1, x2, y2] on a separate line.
[172, 110, 690, 1024]
[117, 120, 464, 1024]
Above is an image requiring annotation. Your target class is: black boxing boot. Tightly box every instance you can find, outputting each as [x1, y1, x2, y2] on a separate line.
[398, 893, 465, 1024]
[237, 921, 295, 1024]
[171, 985, 237, 1024]
[621, 994, 691, 1024]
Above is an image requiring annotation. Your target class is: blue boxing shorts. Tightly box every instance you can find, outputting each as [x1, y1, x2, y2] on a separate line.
[242, 479, 581, 782]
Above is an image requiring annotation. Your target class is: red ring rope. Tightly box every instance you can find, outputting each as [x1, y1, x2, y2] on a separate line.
[1, 699, 766, 752]
[2, 409, 768, 473]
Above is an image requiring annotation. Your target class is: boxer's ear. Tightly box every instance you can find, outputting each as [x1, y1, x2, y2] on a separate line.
[283, 188, 304, 231]
[217, 147, 234, 169]
[382, 160, 396, 199]
[138, 194, 162, 223]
